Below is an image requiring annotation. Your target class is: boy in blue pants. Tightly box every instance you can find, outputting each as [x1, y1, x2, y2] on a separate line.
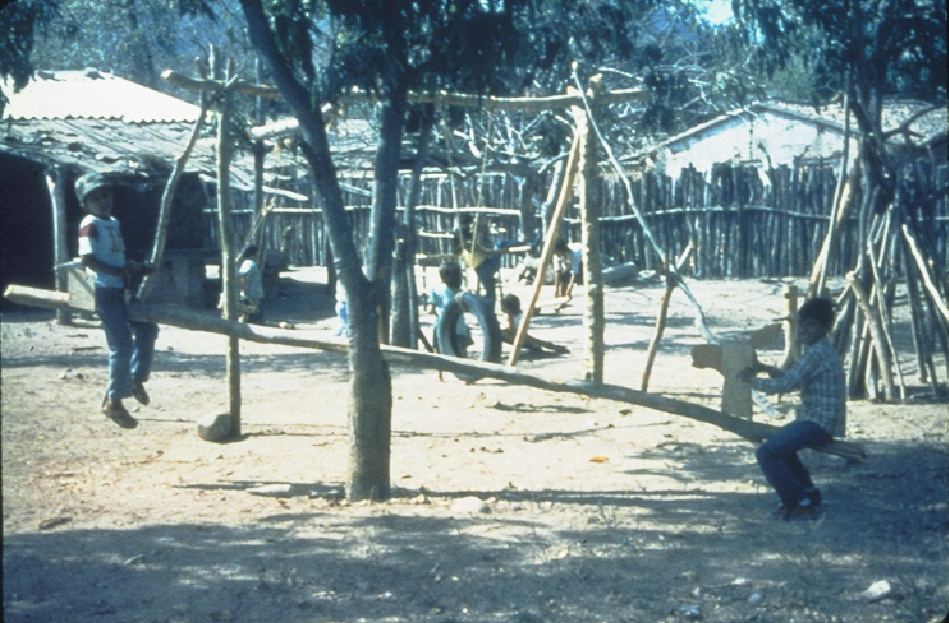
[740, 298, 846, 520]
[77, 173, 157, 429]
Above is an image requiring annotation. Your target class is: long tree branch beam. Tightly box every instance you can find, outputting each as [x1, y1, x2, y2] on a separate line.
[508, 125, 582, 366]
[4, 284, 865, 462]
[161, 69, 283, 98]
[248, 88, 650, 140]
[901, 223, 949, 325]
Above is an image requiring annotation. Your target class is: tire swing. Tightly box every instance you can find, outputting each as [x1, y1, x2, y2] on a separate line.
[436, 291, 502, 382]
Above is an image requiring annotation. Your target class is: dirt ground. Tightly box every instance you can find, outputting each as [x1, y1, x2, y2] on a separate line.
[2, 271, 947, 623]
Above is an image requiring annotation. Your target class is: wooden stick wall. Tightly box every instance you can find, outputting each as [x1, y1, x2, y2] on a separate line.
[203, 155, 945, 287]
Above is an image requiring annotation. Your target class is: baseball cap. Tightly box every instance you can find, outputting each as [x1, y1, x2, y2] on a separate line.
[74, 172, 115, 203]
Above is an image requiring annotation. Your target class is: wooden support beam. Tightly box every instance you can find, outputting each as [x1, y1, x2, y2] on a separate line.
[248, 88, 650, 140]
[783, 284, 800, 367]
[215, 54, 242, 438]
[809, 176, 853, 297]
[5, 285, 70, 309]
[641, 276, 675, 391]
[721, 341, 754, 419]
[3, 283, 866, 462]
[508, 125, 581, 366]
[161, 69, 282, 99]
[573, 88, 605, 384]
[901, 223, 949, 325]
[46, 167, 71, 325]
[139, 92, 209, 302]
[847, 272, 895, 401]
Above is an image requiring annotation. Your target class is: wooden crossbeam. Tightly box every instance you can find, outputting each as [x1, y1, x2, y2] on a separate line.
[161, 69, 282, 98]
[247, 87, 650, 139]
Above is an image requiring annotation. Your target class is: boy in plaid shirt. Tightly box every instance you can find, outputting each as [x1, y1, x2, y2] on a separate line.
[740, 298, 846, 520]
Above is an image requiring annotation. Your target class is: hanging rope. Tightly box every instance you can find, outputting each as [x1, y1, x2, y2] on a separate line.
[571, 71, 777, 415]
[571, 70, 715, 344]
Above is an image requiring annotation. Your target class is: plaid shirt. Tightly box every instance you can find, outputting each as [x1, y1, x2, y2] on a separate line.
[752, 337, 846, 438]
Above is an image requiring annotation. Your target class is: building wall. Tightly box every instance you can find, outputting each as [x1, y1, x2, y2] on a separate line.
[655, 112, 859, 180]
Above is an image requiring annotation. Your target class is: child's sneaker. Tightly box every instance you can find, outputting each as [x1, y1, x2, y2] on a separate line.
[132, 382, 149, 406]
[804, 488, 822, 507]
[785, 504, 818, 520]
[775, 503, 818, 521]
[103, 401, 138, 429]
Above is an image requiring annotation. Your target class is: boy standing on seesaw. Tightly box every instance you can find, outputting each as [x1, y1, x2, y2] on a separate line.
[739, 298, 846, 520]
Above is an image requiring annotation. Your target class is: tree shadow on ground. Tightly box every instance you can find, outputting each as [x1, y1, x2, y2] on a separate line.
[5, 441, 943, 623]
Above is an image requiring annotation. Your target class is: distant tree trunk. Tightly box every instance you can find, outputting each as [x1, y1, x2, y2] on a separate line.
[391, 112, 432, 348]
[390, 227, 411, 348]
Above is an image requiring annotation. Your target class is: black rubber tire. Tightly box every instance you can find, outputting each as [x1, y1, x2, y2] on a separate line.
[436, 291, 501, 382]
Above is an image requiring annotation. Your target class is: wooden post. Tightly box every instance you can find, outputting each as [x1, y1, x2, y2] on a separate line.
[47, 167, 71, 325]
[253, 57, 266, 220]
[508, 122, 581, 367]
[847, 272, 894, 401]
[573, 78, 604, 384]
[902, 223, 949, 325]
[160, 50, 255, 438]
[783, 284, 799, 368]
[721, 340, 754, 418]
[139, 89, 209, 302]
[214, 52, 242, 437]
[641, 275, 675, 391]
[809, 174, 853, 297]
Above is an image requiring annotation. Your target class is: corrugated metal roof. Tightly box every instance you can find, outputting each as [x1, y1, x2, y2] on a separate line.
[2, 69, 201, 123]
[0, 70, 305, 192]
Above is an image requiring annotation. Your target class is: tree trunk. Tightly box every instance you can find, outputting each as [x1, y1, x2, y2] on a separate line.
[241, 0, 409, 501]
[347, 294, 392, 501]
[390, 113, 431, 348]
[346, 74, 408, 500]
[390, 229, 411, 348]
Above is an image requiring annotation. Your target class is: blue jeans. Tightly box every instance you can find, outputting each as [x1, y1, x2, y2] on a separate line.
[96, 287, 158, 402]
[756, 420, 832, 506]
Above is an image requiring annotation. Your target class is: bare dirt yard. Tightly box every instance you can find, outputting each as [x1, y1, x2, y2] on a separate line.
[3, 272, 947, 623]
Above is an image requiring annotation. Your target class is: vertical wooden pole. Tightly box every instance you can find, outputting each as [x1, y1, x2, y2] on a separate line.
[47, 167, 71, 325]
[214, 50, 241, 437]
[252, 57, 266, 265]
[573, 79, 604, 384]
[783, 284, 799, 368]
[508, 124, 581, 367]
[848, 272, 894, 401]
[641, 275, 675, 391]
[721, 340, 754, 418]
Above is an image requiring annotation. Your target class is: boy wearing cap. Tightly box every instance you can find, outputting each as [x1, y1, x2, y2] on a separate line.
[76, 173, 157, 429]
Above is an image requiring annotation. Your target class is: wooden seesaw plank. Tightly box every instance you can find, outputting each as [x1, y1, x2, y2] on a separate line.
[4, 284, 866, 462]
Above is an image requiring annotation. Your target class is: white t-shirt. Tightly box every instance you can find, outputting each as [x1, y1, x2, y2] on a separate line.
[78, 214, 125, 288]
[238, 259, 264, 301]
